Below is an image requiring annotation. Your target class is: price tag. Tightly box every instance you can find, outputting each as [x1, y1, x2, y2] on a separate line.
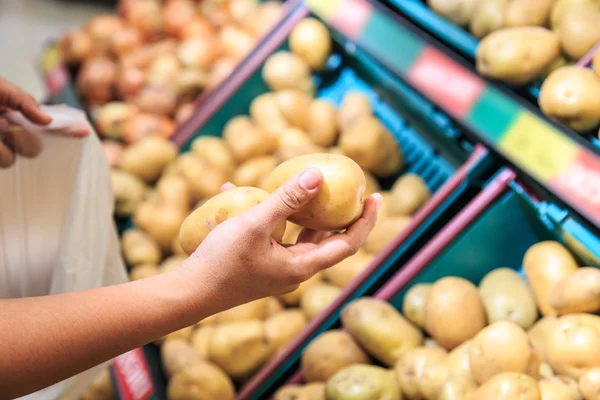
[113, 349, 155, 400]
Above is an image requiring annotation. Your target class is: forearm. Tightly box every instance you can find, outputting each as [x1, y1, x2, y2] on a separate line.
[0, 263, 217, 399]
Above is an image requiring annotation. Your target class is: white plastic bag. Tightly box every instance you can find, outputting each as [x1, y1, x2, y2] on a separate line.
[0, 105, 128, 399]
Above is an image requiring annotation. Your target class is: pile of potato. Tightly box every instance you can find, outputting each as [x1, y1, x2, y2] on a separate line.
[273, 239, 600, 400]
[426, 0, 600, 136]
[56, 0, 283, 165]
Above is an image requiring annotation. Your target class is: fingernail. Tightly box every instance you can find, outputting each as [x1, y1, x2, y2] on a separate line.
[299, 168, 322, 190]
[373, 193, 383, 211]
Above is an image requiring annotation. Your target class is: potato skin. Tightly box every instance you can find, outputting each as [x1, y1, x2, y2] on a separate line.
[548, 267, 600, 315]
[263, 153, 366, 231]
[523, 241, 579, 316]
[402, 283, 432, 329]
[161, 338, 202, 378]
[528, 316, 558, 363]
[223, 116, 277, 163]
[326, 364, 401, 400]
[265, 309, 308, 352]
[579, 367, 600, 400]
[250, 92, 289, 137]
[478, 268, 538, 329]
[390, 174, 431, 216]
[276, 90, 313, 130]
[289, 18, 331, 69]
[232, 156, 276, 188]
[300, 283, 342, 320]
[395, 347, 447, 399]
[437, 376, 477, 400]
[118, 137, 178, 182]
[262, 51, 314, 94]
[111, 169, 148, 217]
[306, 99, 338, 147]
[178, 186, 285, 255]
[472, 372, 541, 400]
[167, 361, 235, 400]
[341, 297, 423, 366]
[503, 0, 554, 27]
[539, 376, 582, 400]
[279, 273, 323, 306]
[274, 383, 326, 400]
[121, 229, 161, 266]
[323, 248, 374, 288]
[427, 0, 477, 27]
[469, 0, 507, 38]
[190, 136, 236, 178]
[558, 5, 600, 60]
[424, 277, 487, 350]
[363, 216, 412, 254]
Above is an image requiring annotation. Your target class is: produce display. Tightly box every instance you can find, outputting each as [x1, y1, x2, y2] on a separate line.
[273, 240, 600, 400]
[423, 0, 600, 136]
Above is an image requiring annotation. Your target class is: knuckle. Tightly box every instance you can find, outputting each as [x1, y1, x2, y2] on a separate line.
[278, 186, 304, 210]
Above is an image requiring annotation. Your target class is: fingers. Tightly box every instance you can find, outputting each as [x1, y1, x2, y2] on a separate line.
[296, 228, 331, 245]
[0, 77, 52, 125]
[220, 182, 236, 193]
[291, 194, 382, 276]
[0, 141, 15, 168]
[252, 168, 323, 232]
[5, 125, 42, 158]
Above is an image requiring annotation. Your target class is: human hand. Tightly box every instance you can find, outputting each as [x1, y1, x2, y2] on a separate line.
[181, 169, 381, 313]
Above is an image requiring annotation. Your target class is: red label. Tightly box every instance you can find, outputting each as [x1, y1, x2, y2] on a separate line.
[551, 150, 600, 226]
[331, 0, 372, 39]
[112, 348, 155, 400]
[45, 67, 70, 95]
[408, 47, 484, 119]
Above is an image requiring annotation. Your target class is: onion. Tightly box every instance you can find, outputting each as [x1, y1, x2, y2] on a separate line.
[175, 103, 196, 125]
[180, 16, 216, 40]
[57, 29, 94, 65]
[117, 64, 146, 99]
[126, 0, 164, 40]
[244, 1, 282, 37]
[110, 25, 143, 58]
[228, 0, 256, 25]
[132, 86, 177, 116]
[209, 57, 237, 87]
[95, 102, 139, 139]
[176, 68, 210, 100]
[85, 15, 124, 55]
[147, 54, 181, 87]
[123, 113, 176, 144]
[76, 57, 118, 105]
[177, 37, 221, 69]
[199, 0, 232, 27]
[120, 39, 177, 69]
[101, 140, 124, 168]
[219, 25, 256, 61]
[164, 0, 197, 37]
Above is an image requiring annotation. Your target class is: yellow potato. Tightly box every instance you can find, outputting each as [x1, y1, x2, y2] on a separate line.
[363, 216, 412, 254]
[300, 283, 342, 320]
[437, 376, 477, 400]
[326, 365, 401, 400]
[341, 297, 423, 366]
[306, 99, 338, 147]
[208, 319, 273, 379]
[546, 314, 600, 378]
[171, 235, 187, 257]
[338, 92, 372, 129]
[265, 309, 308, 352]
[472, 372, 541, 400]
[282, 222, 304, 245]
[129, 264, 160, 281]
[278, 127, 314, 149]
[390, 174, 431, 216]
[402, 283, 432, 329]
[523, 241, 579, 316]
[190, 136, 236, 178]
[156, 175, 191, 214]
[191, 325, 215, 359]
[363, 170, 381, 196]
[328, 146, 345, 156]
[550, 0, 599, 29]
[167, 361, 235, 400]
[134, 202, 186, 250]
[263, 153, 366, 231]
[469, 321, 540, 384]
[121, 229, 161, 266]
[340, 116, 403, 177]
[161, 338, 202, 378]
[80, 369, 114, 400]
[469, 0, 508, 38]
[504, 0, 555, 27]
[479, 268, 538, 329]
[528, 316, 558, 363]
[174, 153, 227, 201]
[178, 186, 286, 255]
[159, 256, 185, 274]
[323, 248, 374, 288]
[266, 296, 285, 317]
[395, 347, 447, 399]
[163, 326, 195, 343]
[223, 116, 278, 163]
[420, 341, 475, 400]
[539, 66, 600, 132]
[279, 273, 323, 306]
[476, 27, 561, 85]
[427, 0, 477, 27]
[424, 277, 487, 350]
[274, 383, 326, 400]
[424, 338, 444, 350]
[262, 51, 314, 93]
[274, 143, 326, 164]
[289, 18, 331, 69]
[250, 93, 289, 136]
[579, 368, 600, 400]
[548, 267, 600, 315]
[232, 156, 277, 187]
[111, 169, 148, 218]
[214, 298, 270, 324]
[301, 330, 370, 382]
[276, 89, 313, 129]
[118, 137, 178, 183]
[558, 5, 600, 60]
[539, 362, 555, 378]
[539, 376, 582, 400]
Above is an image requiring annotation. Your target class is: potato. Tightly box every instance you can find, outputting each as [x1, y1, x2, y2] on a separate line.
[276, 90, 313, 129]
[278, 127, 314, 149]
[279, 273, 323, 306]
[539, 362, 555, 378]
[208, 319, 273, 379]
[559, 5, 600, 60]
[338, 92, 372, 129]
[539, 66, 600, 132]
[306, 99, 338, 147]
[179, 186, 286, 255]
[118, 137, 178, 182]
[223, 116, 278, 163]
[427, 0, 477, 26]
[282, 222, 304, 245]
[479, 268, 538, 329]
[395, 347, 447, 399]
[504, 0, 554, 27]
[445, 340, 476, 381]
[579, 368, 600, 400]
[250, 93, 289, 136]
[550, 0, 599, 29]
[469, 321, 539, 384]
[300, 283, 342, 320]
[424, 338, 444, 350]
[472, 372, 541, 400]
[121, 229, 161, 266]
[539, 376, 581, 400]
[361, 171, 381, 196]
[232, 156, 276, 187]
[425, 277, 487, 350]
[175, 153, 228, 201]
[191, 325, 215, 359]
[323, 248, 374, 288]
[326, 365, 401, 400]
[275, 383, 326, 400]
[156, 175, 191, 213]
[163, 326, 195, 343]
[159, 256, 185, 274]
[390, 174, 430, 216]
[342, 297, 423, 366]
[265, 309, 308, 352]
[402, 283, 432, 329]
[167, 361, 235, 400]
[594, 48, 600, 77]
[437, 376, 477, 400]
[289, 18, 331, 69]
[162, 338, 202, 378]
[476, 27, 561, 85]
[523, 241, 579, 316]
[340, 116, 403, 177]
[420, 341, 475, 400]
[275, 143, 326, 164]
[214, 298, 270, 324]
[546, 314, 600, 378]
[190, 136, 236, 178]
[134, 202, 186, 250]
[528, 316, 558, 362]
[301, 330, 370, 382]
[171, 235, 187, 257]
[548, 267, 600, 315]
[263, 153, 366, 231]
[363, 216, 412, 254]
[266, 297, 284, 317]
[80, 369, 114, 400]
[129, 264, 159, 281]
[469, 0, 507, 38]
[263, 51, 314, 93]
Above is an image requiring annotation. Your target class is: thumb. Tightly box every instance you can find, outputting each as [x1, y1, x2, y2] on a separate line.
[254, 168, 323, 232]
